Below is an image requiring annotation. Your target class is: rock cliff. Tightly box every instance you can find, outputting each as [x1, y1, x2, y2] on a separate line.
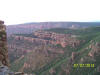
[0, 20, 26, 75]
[10, 30, 80, 48]
[0, 20, 9, 66]
[7, 22, 100, 75]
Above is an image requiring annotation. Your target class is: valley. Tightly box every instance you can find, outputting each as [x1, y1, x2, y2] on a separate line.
[7, 22, 100, 75]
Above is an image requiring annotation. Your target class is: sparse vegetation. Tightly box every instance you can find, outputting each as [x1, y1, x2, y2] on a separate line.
[8, 26, 100, 75]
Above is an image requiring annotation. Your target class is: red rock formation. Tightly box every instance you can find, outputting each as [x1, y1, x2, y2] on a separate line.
[88, 42, 100, 58]
[11, 30, 80, 48]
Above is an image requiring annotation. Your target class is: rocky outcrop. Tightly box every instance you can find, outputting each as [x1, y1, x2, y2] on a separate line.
[33, 31, 80, 48]
[88, 42, 100, 58]
[0, 20, 29, 75]
[0, 20, 8, 66]
[11, 31, 80, 48]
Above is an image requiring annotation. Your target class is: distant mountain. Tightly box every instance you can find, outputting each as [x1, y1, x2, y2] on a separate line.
[6, 22, 100, 36]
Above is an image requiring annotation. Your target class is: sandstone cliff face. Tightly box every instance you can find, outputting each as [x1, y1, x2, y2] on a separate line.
[10, 30, 80, 48]
[0, 20, 9, 66]
[7, 30, 82, 73]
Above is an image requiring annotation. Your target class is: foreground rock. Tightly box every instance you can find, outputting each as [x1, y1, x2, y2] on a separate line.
[0, 20, 27, 75]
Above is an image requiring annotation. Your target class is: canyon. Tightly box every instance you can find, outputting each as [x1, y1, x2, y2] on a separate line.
[7, 23, 100, 75]
[0, 20, 100, 75]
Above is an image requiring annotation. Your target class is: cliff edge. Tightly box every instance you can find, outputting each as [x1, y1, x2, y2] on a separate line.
[0, 20, 9, 66]
[0, 20, 24, 75]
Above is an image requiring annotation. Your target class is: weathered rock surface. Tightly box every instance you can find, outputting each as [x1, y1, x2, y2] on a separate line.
[10, 30, 80, 48]
[88, 42, 100, 58]
[0, 20, 8, 66]
[0, 20, 30, 75]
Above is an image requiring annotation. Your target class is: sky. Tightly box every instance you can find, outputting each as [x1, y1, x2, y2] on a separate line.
[0, 0, 100, 25]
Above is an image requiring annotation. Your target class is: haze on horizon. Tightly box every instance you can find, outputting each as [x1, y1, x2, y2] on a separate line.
[0, 0, 100, 25]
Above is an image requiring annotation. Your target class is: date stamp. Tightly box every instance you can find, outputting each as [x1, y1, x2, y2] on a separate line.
[73, 64, 94, 68]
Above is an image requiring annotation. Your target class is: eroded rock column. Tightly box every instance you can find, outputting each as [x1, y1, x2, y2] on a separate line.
[0, 20, 9, 66]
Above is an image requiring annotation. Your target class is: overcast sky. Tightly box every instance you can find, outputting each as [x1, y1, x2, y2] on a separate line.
[0, 0, 100, 25]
